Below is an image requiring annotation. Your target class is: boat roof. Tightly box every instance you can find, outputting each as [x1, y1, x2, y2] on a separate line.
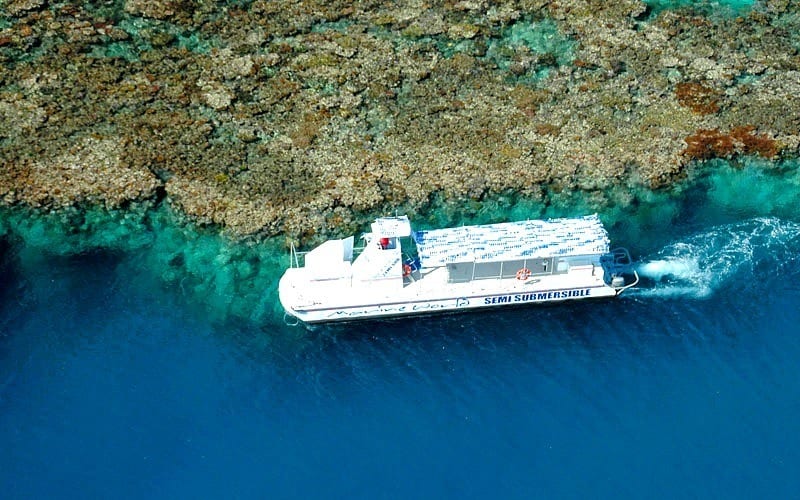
[371, 216, 412, 238]
[413, 214, 610, 267]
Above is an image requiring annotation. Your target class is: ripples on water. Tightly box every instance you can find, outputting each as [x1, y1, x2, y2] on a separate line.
[2, 220, 800, 495]
[635, 217, 800, 299]
[270, 216, 800, 496]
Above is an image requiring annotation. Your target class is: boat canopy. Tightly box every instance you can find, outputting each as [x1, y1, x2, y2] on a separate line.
[413, 214, 610, 267]
[371, 216, 412, 238]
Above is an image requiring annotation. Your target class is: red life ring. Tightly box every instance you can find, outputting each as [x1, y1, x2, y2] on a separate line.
[516, 268, 531, 280]
[403, 264, 412, 277]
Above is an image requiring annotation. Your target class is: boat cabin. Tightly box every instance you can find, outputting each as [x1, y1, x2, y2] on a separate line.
[292, 216, 413, 294]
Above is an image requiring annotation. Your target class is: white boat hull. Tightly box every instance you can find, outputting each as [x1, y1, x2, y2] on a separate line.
[278, 215, 638, 326]
[279, 266, 621, 325]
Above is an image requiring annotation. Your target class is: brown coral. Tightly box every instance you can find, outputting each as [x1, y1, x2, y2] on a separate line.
[675, 82, 720, 115]
[683, 127, 778, 161]
[684, 129, 735, 160]
[730, 126, 779, 158]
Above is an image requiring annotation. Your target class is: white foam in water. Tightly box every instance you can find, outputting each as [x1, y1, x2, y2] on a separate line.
[632, 217, 800, 300]
[638, 256, 701, 281]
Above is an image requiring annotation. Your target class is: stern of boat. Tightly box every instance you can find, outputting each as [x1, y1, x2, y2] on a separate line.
[278, 268, 304, 324]
[600, 248, 639, 295]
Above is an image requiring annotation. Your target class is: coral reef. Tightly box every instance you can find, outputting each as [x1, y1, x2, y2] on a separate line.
[1, 0, 799, 241]
[683, 126, 778, 161]
[3, 136, 161, 208]
[675, 82, 720, 115]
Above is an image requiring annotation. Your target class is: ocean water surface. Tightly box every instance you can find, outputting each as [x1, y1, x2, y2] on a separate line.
[2, 1, 799, 495]
[2, 159, 800, 498]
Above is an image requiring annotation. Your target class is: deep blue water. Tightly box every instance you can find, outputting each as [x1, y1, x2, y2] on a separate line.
[2, 207, 800, 498]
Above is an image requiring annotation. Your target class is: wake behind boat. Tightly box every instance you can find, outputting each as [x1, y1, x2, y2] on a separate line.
[279, 214, 638, 325]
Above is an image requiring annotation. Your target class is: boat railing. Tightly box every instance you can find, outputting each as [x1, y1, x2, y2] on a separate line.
[445, 257, 564, 284]
[288, 242, 368, 269]
[352, 244, 367, 260]
[288, 242, 306, 268]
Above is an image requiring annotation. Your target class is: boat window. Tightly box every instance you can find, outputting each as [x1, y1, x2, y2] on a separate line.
[473, 262, 502, 280]
[447, 263, 473, 283]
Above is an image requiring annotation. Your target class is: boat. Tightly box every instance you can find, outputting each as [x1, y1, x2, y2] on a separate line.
[278, 214, 639, 325]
